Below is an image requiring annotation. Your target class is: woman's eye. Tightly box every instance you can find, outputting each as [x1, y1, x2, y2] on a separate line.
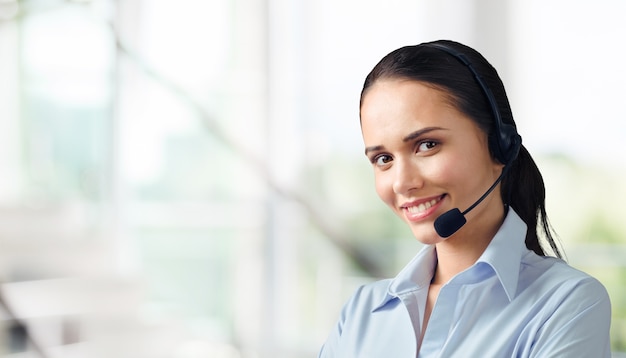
[374, 154, 392, 166]
[417, 140, 438, 152]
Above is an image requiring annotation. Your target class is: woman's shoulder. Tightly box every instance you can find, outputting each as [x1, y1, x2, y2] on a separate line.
[518, 253, 612, 356]
[525, 252, 601, 281]
[521, 252, 610, 304]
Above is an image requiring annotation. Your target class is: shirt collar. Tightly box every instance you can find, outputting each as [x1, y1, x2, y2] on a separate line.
[475, 207, 527, 301]
[373, 208, 528, 311]
[372, 245, 436, 312]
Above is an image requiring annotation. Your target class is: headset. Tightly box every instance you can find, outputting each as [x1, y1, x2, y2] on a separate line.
[423, 42, 522, 165]
[422, 42, 523, 237]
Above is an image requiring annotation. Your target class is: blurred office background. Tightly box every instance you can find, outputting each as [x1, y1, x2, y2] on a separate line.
[0, 0, 625, 357]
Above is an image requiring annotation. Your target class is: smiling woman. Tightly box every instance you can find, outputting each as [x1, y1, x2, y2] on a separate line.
[361, 81, 502, 247]
[318, 40, 612, 357]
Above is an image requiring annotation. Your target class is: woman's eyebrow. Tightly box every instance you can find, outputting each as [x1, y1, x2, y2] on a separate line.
[402, 126, 446, 143]
[364, 145, 384, 156]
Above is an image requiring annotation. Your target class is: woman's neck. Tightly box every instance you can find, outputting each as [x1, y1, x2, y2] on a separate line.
[431, 206, 505, 285]
[431, 241, 488, 285]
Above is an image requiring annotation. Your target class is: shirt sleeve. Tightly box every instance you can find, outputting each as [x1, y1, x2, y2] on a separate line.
[318, 315, 342, 358]
[529, 276, 612, 357]
[318, 285, 361, 358]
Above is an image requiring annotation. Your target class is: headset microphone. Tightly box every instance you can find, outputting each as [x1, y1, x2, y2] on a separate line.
[424, 42, 522, 238]
[434, 164, 511, 238]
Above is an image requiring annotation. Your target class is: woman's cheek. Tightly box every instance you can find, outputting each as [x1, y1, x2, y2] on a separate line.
[424, 155, 459, 187]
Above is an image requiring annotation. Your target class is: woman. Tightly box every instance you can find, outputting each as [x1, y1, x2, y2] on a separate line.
[319, 40, 611, 357]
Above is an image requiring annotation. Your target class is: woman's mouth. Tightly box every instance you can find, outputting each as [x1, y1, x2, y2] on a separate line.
[402, 195, 445, 221]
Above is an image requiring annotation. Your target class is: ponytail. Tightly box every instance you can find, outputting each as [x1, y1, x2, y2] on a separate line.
[503, 145, 562, 258]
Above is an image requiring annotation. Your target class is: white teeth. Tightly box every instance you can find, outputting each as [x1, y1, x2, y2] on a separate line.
[406, 198, 440, 214]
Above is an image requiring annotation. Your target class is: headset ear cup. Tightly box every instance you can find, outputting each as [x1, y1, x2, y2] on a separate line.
[508, 132, 522, 164]
[497, 124, 522, 164]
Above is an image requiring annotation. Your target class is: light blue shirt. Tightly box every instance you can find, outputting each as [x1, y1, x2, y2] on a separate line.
[319, 209, 612, 357]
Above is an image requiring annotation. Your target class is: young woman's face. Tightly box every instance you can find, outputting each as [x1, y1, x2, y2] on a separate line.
[360, 79, 504, 245]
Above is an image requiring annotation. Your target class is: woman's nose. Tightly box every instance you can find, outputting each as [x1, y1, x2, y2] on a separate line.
[392, 159, 424, 194]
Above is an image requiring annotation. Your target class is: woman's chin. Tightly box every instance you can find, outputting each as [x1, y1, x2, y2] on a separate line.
[409, 225, 445, 246]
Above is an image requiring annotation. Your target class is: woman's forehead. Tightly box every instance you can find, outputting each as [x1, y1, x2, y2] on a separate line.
[361, 80, 459, 126]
